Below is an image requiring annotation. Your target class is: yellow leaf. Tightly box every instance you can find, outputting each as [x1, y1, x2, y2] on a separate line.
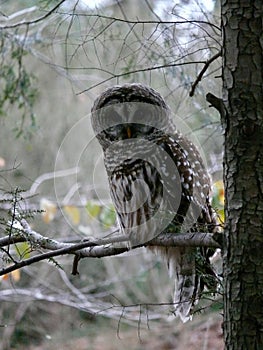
[2, 274, 9, 281]
[212, 180, 225, 207]
[218, 209, 225, 224]
[11, 269, 21, 282]
[40, 198, 57, 223]
[86, 200, 101, 220]
[64, 205, 80, 225]
[15, 242, 31, 259]
[1, 269, 20, 282]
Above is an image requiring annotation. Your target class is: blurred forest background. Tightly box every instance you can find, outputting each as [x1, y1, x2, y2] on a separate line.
[0, 0, 224, 349]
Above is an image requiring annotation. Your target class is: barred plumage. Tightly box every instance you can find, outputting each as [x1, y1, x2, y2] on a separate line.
[91, 83, 217, 322]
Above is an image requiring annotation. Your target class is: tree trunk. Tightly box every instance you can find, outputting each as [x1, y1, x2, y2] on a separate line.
[222, 1, 263, 349]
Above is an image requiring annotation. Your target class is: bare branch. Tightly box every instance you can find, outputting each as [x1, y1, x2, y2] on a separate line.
[0, 0, 66, 29]
[1, 6, 37, 21]
[148, 232, 221, 249]
[0, 287, 169, 324]
[79, 60, 207, 94]
[189, 50, 222, 97]
[55, 13, 221, 32]
[0, 218, 221, 277]
[27, 167, 80, 196]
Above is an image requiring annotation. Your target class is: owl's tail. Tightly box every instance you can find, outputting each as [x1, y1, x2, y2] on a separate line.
[166, 246, 200, 323]
[150, 244, 217, 322]
[151, 246, 200, 322]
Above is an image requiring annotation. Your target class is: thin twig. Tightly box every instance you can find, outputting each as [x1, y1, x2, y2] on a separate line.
[55, 13, 221, 31]
[189, 50, 222, 97]
[0, 0, 66, 29]
[79, 61, 206, 94]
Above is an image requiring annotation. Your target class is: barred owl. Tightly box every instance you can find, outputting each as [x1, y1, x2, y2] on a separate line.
[91, 83, 217, 322]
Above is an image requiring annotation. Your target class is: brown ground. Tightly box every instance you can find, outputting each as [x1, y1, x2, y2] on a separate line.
[22, 314, 224, 350]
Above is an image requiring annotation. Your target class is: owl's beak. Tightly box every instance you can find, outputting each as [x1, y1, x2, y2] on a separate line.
[126, 126, 132, 138]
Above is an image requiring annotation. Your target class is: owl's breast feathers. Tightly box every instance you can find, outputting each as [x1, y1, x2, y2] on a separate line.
[103, 131, 213, 242]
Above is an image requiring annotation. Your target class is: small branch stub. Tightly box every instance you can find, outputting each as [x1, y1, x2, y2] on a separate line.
[206, 92, 226, 121]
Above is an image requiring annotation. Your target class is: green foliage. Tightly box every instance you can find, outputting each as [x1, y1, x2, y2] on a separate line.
[212, 180, 224, 223]
[0, 34, 38, 138]
[86, 200, 101, 219]
[15, 242, 31, 259]
[0, 188, 40, 265]
[99, 204, 116, 228]
[85, 201, 116, 228]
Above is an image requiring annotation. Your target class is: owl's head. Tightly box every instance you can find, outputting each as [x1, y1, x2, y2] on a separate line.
[91, 83, 172, 149]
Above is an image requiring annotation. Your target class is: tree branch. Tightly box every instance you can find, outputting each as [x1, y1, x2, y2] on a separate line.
[0, 0, 66, 29]
[189, 50, 222, 97]
[206, 92, 226, 121]
[78, 61, 207, 94]
[148, 232, 221, 248]
[0, 219, 221, 277]
[55, 13, 221, 31]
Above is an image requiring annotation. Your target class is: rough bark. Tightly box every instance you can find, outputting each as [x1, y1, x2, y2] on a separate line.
[222, 1, 263, 349]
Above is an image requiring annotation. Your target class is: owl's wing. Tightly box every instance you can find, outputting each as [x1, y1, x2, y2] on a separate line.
[154, 133, 217, 322]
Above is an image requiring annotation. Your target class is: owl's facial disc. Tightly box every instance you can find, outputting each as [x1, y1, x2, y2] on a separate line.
[92, 101, 169, 149]
[97, 103, 160, 142]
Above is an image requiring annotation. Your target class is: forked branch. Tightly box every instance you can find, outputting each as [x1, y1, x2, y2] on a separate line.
[0, 219, 221, 277]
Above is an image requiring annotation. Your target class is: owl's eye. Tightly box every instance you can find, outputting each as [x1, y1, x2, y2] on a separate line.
[132, 123, 155, 136]
[104, 124, 124, 140]
[103, 123, 155, 141]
